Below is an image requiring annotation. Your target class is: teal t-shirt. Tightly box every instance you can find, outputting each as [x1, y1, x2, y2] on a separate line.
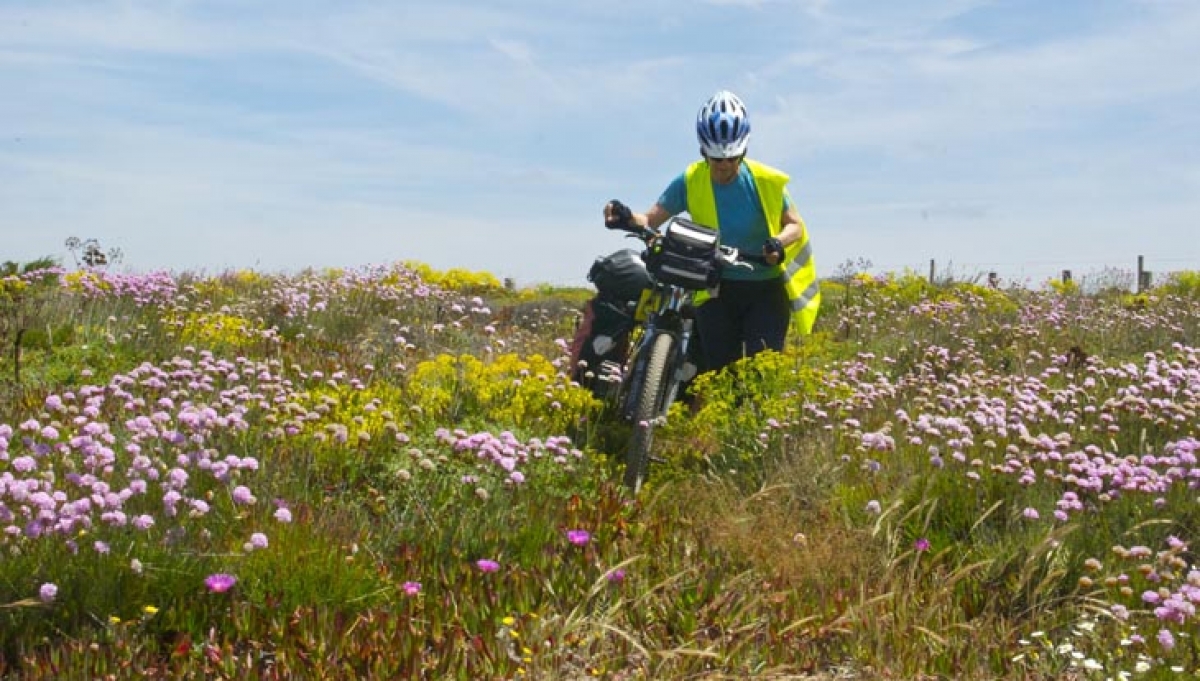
[656, 163, 792, 280]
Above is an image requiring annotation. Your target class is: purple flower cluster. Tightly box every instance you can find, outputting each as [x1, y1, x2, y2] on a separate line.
[435, 429, 582, 486]
[253, 263, 487, 325]
[0, 349, 309, 552]
[64, 270, 179, 307]
[802, 342, 1199, 522]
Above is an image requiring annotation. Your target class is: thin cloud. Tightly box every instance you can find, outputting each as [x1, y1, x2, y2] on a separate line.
[1, 0, 1197, 283]
[754, 3, 1200, 159]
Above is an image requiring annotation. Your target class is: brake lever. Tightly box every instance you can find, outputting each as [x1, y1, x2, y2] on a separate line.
[718, 245, 756, 270]
[622, 226, 659, 245]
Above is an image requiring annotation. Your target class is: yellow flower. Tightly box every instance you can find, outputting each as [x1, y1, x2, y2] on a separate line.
[108, 615, 121, 625]
[502, 616, 515, 627]
[143, 605, 159, 615]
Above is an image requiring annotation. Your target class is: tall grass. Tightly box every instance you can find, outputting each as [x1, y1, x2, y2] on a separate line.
[0, 262, 1197, 678]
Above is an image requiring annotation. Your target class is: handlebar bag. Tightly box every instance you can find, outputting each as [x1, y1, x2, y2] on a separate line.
[587, 248, 652, 301]
[647, 218, 722, 290]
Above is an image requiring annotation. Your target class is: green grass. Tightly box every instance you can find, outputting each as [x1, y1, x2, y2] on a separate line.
[0, 263, 1197, 678]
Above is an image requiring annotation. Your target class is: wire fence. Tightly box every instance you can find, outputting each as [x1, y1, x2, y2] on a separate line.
[835, 254, 1200, 293]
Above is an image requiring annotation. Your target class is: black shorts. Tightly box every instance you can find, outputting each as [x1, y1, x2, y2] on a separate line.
[694, 277, 790, 373]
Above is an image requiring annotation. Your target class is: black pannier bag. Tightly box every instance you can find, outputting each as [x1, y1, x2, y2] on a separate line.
[568, 295, 634, 397]
[645, 218, 722, 290]
[587, 248, 651, 302]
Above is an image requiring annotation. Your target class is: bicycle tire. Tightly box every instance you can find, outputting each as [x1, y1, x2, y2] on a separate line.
[623, 331, 676, 493]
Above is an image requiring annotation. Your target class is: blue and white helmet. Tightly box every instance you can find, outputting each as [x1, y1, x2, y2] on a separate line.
[696, 90, 751, 158]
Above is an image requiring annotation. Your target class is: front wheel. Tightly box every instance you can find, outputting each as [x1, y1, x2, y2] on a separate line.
[624, 332, 676, 493]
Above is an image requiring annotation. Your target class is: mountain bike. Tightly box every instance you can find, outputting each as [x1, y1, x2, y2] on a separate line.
[602, 216, 761, 493]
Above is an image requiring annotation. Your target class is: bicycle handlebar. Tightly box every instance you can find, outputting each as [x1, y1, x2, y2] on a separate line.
[718, 245, 768, 268]
[610, 217, 771, 269]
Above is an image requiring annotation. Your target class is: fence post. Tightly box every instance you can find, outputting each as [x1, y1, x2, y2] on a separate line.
[1061, 270, 1072, 284]
[1136, 255, 1146, 293]
[928, 259, 935, 285]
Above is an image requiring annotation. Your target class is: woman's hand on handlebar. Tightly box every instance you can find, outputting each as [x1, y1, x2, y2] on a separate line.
[604, 200, 637, 232]
[762, 237, 785, 265]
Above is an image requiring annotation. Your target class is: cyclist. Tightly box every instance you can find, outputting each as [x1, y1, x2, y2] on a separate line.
[604, 90, 820, 374]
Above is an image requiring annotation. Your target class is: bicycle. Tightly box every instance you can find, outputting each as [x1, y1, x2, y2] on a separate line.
[600, 216, 762, 493]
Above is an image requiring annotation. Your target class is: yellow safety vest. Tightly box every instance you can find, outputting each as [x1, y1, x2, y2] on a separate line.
[684, 158, 821, 334]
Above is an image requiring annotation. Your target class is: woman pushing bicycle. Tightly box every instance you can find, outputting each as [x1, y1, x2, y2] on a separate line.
[604, 90, 821, 375]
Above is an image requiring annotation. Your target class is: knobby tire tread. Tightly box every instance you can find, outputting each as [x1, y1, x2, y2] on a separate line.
[624, 332, 675, 493]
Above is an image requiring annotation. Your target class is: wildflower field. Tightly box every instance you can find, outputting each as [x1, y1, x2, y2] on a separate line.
[1, 260, 1198, 679]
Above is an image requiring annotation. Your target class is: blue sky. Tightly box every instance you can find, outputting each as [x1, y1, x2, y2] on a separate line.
[2, 0, 1197, 287]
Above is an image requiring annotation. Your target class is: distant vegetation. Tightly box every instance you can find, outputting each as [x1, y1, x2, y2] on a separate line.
[0, 253, 1197, 678]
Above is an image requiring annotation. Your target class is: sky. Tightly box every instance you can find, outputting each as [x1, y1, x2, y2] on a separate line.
[2, 0, 1198, 288]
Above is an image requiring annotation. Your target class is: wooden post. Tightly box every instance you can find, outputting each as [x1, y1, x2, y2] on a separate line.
[1061, 270, 1072, 284]
[928, 259, 935, 284]
[1136, 255, 1145, 293]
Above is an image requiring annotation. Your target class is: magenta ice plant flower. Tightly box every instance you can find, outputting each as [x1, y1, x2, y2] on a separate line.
[914, 538, 931, 552]
[402, 581, 421, 596]
[204, 573, 237, 593]
[475, 559, 500, 573]
[567, 530, 591, 546]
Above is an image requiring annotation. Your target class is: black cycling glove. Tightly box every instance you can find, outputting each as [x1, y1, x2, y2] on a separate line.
[763, 237, 785, 262]
[605, 200, 635, 231]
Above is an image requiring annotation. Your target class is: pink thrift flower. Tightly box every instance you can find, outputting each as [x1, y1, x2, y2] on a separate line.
[39, 583, 58, 603]
[567, 530, 591, 546]
[402, 581, 421, 596]
[475, 559, 500, 573]
[231, 486, 256, 505]
[914, 538, 931, 553]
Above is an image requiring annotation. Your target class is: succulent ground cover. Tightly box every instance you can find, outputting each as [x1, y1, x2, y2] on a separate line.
[0, 262, 1198, 679]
